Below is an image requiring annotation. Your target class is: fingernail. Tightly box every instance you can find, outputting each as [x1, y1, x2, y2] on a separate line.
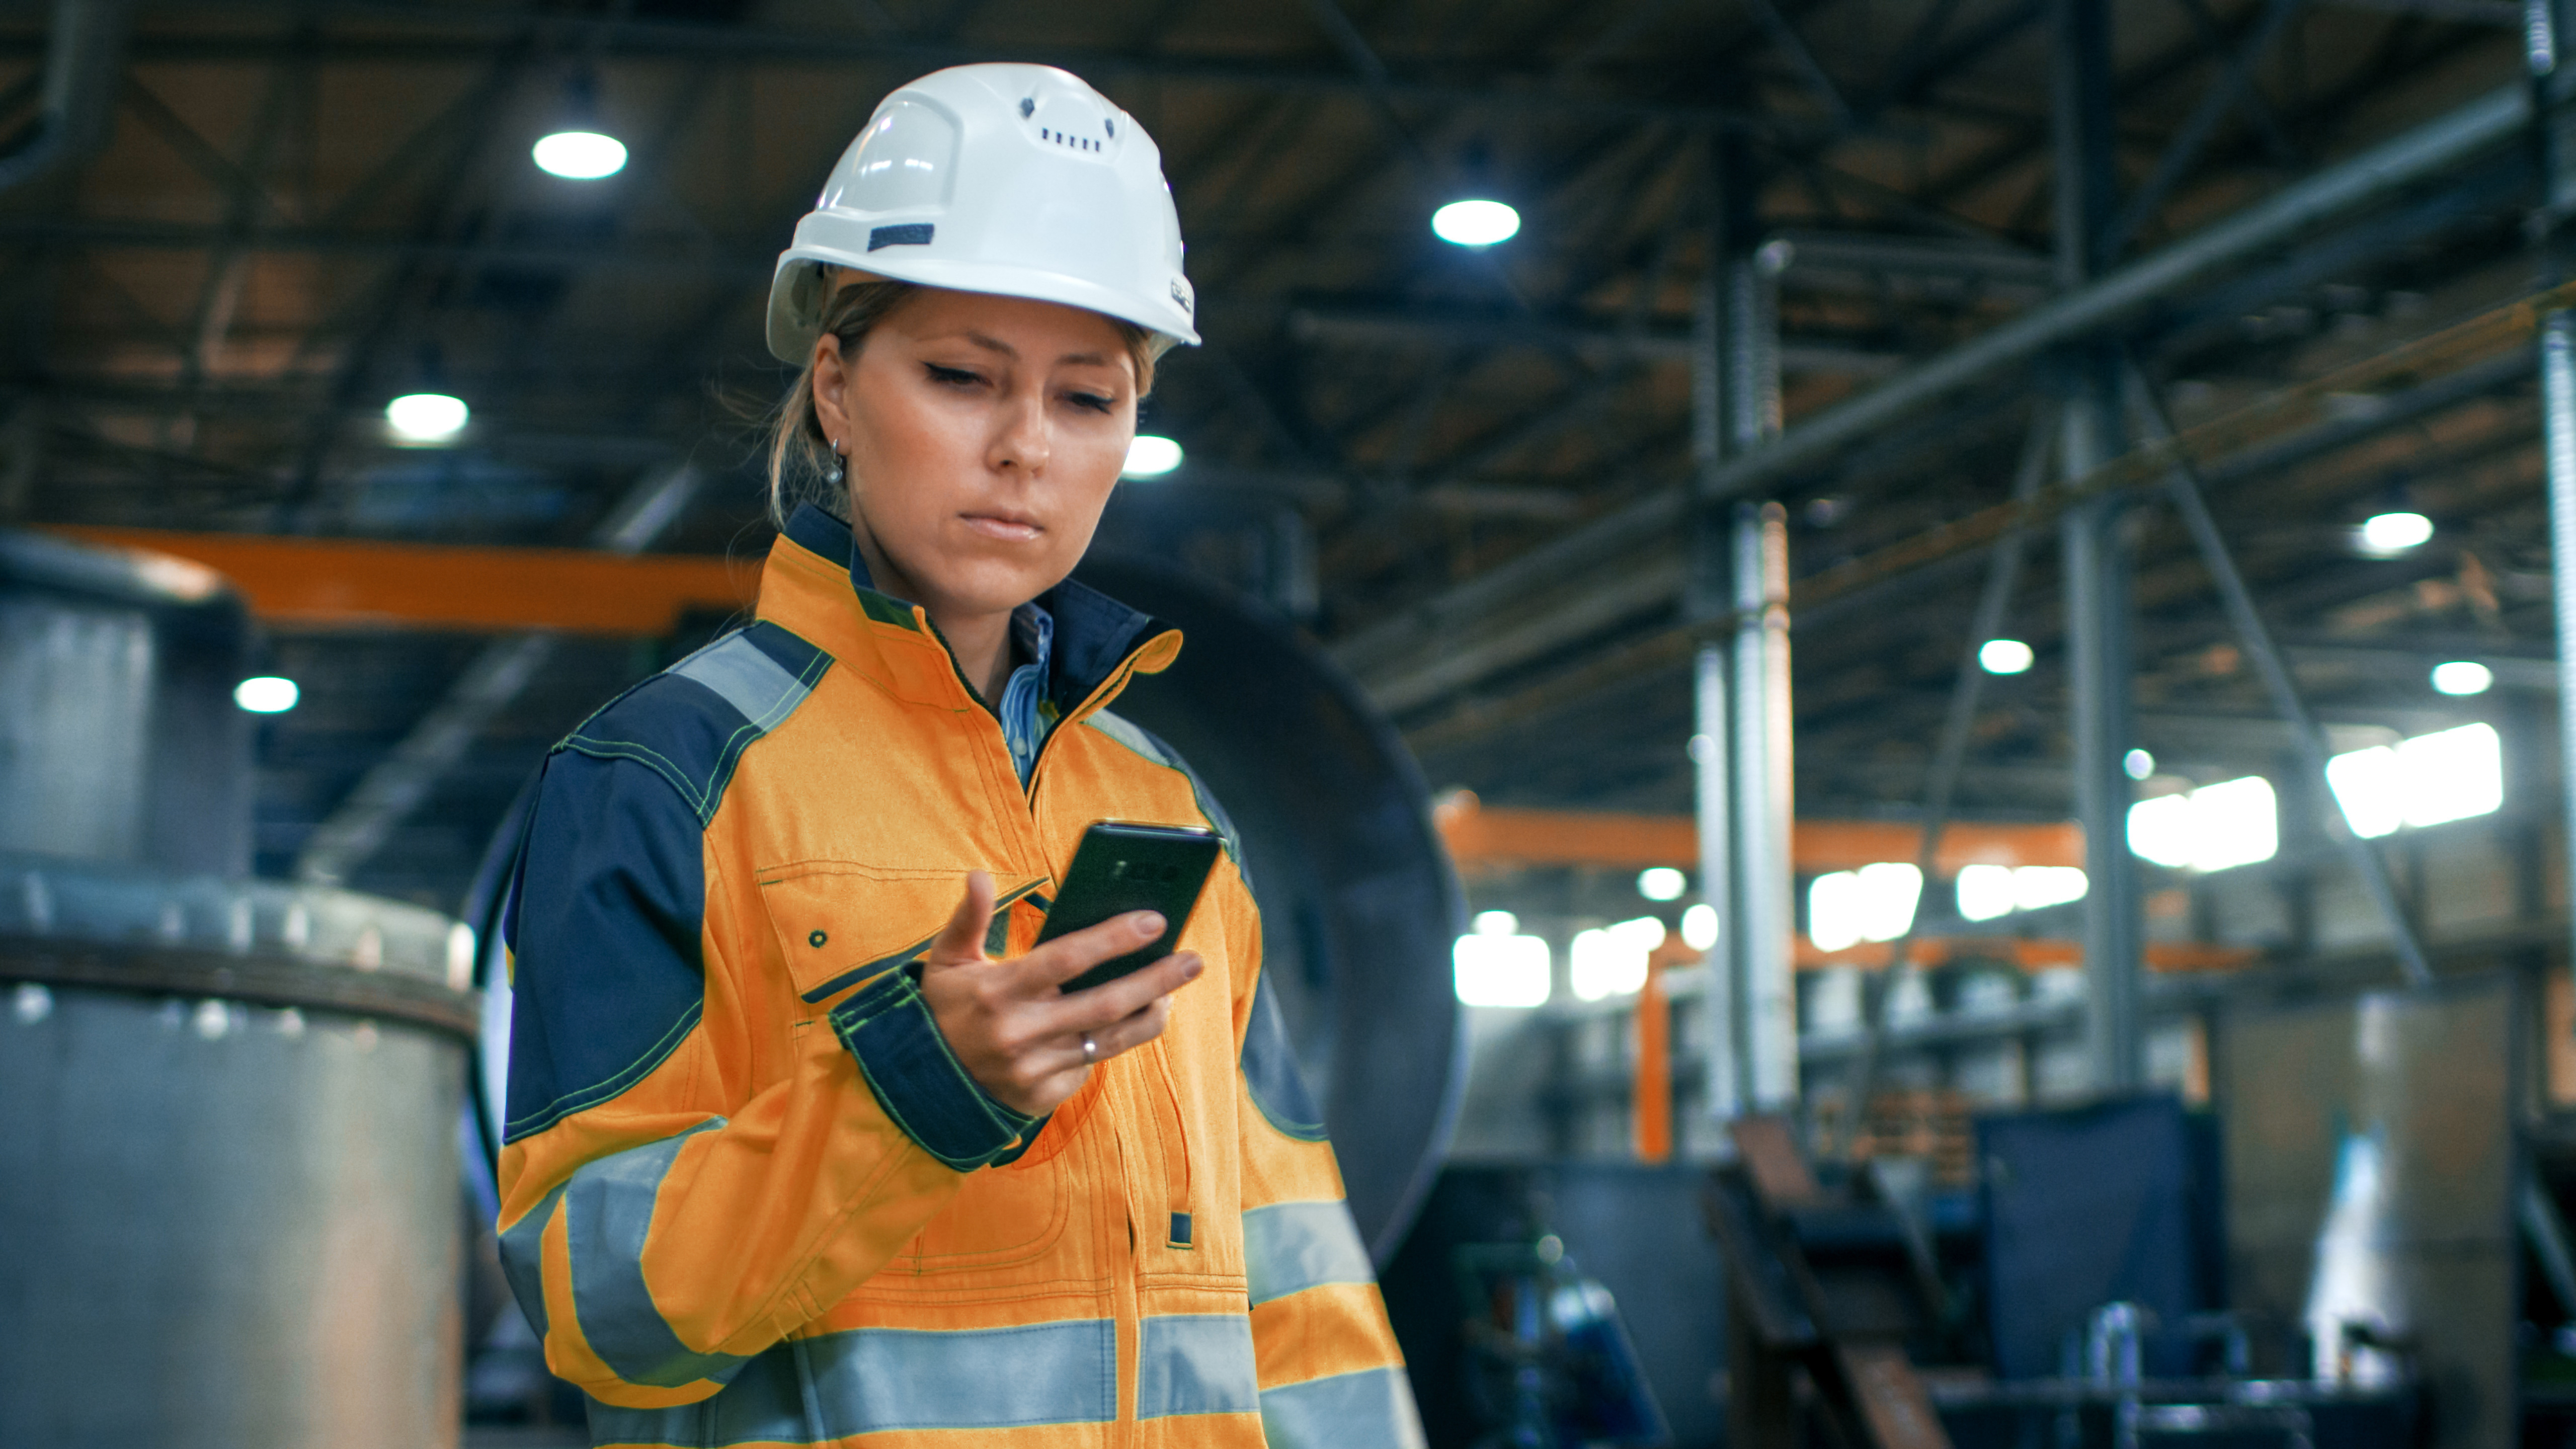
[1136, 912, 1166, 938]
[1183, 954, 1205, 978]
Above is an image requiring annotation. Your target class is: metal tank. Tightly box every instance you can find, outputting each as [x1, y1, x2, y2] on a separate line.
[1076, 557, 1467, 1262]
[0, 529, 477, 1449]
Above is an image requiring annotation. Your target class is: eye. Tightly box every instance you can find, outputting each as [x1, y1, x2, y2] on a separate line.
[924, 363, 985, 389]
[1065, 390, 1116, 415]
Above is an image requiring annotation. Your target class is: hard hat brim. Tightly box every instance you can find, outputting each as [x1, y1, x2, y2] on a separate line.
[766, 250, 1199, 366]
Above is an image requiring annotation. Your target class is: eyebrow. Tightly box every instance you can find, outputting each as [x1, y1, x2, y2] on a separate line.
[950, 331, 1119, 370]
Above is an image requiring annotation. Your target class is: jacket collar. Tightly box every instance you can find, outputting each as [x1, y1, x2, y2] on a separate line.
[762, 503, 1180, 720]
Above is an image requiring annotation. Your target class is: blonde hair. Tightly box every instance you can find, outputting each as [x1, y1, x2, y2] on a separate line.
[765, 272, 1161, 527]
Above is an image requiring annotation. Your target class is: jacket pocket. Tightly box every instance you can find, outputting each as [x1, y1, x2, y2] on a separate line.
[757, 860, 1041, 1004]
[888, 1143, 1074, 1272]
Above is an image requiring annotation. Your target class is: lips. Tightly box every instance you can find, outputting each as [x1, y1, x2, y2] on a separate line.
[960, 511, 1043, 542]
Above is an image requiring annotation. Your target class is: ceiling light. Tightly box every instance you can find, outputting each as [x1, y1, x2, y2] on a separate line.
[1979, 638, 2035, 675]
[1123, 435, 1182, 477]
[1680, 902, 1719, 951]
[234, 676, 299, 713]
[2359, 510, 2433, 555]
[533, 130, 627, 180]
[1636, 866, 1686, 902]
[2125, 748, 2155, 780]
[385, 392, 468, 443]
[1431, 198, 1520, 247]
[2430, 660, 2493, 696]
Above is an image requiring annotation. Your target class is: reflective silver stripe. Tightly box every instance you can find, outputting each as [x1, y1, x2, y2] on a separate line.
[1137, 1314, 1259, 1419]
[1259, 1366, 1429, 1449]
[1244, 1199, 1375, 1307]
[565, 1119, 746, 1389]
[586, 1319, 1119, 1444]
[495, 1180, 568, 1340]
[673, 634, 811, 729]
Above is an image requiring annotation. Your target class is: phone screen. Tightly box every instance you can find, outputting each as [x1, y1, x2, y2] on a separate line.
[1037, 821, 1223, 994]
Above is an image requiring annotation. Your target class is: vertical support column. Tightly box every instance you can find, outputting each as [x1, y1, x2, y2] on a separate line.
[1691, 140, 1752, 1126]
[2529, 0, 2576, 1042]
[2054, 0, 2145, 1094]
[1734, 502, 1798, 1109]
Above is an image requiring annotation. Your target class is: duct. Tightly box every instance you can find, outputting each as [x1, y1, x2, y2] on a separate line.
[1333, 80, 2534, 690]
[0, 528, 474, 1447]
[0, 0, 135, 195]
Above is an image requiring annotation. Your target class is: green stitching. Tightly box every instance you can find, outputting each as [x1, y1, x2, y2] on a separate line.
[505, 1000, 705, 1141]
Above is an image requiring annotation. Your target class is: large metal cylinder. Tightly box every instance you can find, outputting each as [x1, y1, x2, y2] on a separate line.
[1076, 558, 1467, 1262]
[0, 530, 477, 1448]
[0, 531, 254, 876]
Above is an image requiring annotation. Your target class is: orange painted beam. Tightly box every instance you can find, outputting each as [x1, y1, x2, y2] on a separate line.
[51, 526, 760, 635]
[1788, 936, 2257, 974]
[1632, 959, 1672, 1164]
[1434, 792, 2084, 875]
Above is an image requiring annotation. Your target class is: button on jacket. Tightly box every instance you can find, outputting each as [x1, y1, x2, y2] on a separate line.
[496, 505, 1423, 1448]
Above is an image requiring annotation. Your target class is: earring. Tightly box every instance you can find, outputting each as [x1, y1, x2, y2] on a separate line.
[825, 442, 845, 486]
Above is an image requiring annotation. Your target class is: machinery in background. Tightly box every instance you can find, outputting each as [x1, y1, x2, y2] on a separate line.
[1452, 1234, 1672, 1449]
[0, 531, 478, 1448]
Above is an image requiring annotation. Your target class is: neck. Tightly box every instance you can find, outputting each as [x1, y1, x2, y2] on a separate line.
[849, 524, 1016, 705]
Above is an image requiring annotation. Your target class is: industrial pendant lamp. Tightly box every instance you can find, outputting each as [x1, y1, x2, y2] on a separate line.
[532, 69, 626, 181]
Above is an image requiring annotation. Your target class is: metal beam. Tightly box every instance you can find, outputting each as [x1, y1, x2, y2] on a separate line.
[293, 461, 705, 886]
[4, 6, 1806, 133]
[1328, 81, 2533, 697]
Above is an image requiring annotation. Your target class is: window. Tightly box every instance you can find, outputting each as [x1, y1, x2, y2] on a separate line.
[1454, 911, 1550, 1007]
[1956, 863, 2088, 922]
[2128, 776, 2278, 872]
[2326, 722, 2503, 839]
[1569, 917, 1665, 1001]
[1808, 863, 1922, 953]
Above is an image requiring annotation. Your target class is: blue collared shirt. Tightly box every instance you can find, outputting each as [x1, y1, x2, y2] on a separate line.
[997, 601, 1055, 785]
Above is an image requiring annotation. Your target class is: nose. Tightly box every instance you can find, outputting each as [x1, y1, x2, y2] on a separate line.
[988, 389, 1051, 476]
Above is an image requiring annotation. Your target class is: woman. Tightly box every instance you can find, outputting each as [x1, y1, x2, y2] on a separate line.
[495, 63, 1422, 1449]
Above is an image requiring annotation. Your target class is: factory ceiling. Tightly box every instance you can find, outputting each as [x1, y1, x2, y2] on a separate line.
[0, 0, 2548, 906]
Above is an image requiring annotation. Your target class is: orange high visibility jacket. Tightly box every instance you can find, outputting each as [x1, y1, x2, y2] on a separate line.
[496, 505, 1422, 1448]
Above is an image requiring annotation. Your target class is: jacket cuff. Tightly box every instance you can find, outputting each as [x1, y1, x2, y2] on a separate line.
[829, 970, 1039, 1172]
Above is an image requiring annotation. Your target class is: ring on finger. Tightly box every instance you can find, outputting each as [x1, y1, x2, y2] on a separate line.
[1081, 1032, 1097, 1064]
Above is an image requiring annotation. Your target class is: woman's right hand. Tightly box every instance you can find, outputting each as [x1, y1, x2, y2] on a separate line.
[918, 869, 1204, 1118]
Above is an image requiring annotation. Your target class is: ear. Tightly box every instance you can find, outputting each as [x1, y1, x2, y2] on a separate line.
[810, 334, 852, 452]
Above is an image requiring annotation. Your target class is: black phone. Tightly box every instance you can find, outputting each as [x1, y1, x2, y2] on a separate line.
[1038, 821, 1223, 994]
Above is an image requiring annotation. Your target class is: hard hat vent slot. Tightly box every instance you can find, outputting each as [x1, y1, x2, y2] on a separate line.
[868, 223, 935, 252]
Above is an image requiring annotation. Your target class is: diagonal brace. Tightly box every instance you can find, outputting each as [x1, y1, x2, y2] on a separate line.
[2120, 356, 2434, 989]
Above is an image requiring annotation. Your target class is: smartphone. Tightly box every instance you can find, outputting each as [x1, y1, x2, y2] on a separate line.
[1038, 821, 1223, 994]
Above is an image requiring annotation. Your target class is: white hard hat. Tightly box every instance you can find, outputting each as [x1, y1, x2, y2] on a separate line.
[766, 63, 1199, 364]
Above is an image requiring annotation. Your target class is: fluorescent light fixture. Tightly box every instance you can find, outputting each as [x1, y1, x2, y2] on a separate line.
[1455, 930, 1550, 1007]
[1979, 638, 2035, 675]
[2430, 660, 2492, 696]
[233, 676, 299, 713]
[2128, 775, 2278, 872]
[533, 130, 627, 180]
[1808, 862, 1922, 953]
[2125, 748, 2155, 780]
[1680, 902, 1719, 951]
[2359, 510, 2433, 555]
[385, 392, 468, 443]
[2327, 722, 2502, 838]
[1431, 198, 1520, 247]
[1956, 863, 2088, 922]
[1122, 434, 1183, 477]
[1473, 910, 1518, 936]
[1570, 916, 1663, 1001]
[1636, 866, 1687, 902]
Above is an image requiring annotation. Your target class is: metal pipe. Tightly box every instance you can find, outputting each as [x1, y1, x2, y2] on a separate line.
[1332, 80, 2532, 680]
[2123, 361, 2437, 989]
[1733, 503, 1799, 1109]
[0, 0, 135, 195]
